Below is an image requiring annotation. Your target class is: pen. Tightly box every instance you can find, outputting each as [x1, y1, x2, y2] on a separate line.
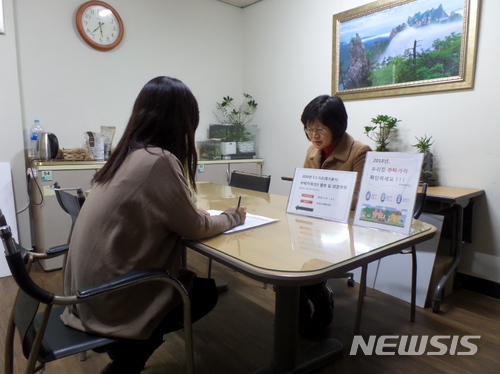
[236, 196, 242, 210]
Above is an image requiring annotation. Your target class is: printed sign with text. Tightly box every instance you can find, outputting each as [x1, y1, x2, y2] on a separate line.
[353, 152, 424, 234]
[286, 168, 357, 223]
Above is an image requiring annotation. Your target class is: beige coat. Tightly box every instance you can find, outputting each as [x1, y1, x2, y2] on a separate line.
[303, 132, 371, 207]
[61, 148, 241, 340]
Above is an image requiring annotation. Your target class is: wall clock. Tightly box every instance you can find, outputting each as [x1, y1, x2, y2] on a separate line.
[76, 1, 124, 51]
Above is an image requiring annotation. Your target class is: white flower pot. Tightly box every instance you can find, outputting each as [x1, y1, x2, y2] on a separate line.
[220, 142, 236, 155]
[237, 141, 255, 154]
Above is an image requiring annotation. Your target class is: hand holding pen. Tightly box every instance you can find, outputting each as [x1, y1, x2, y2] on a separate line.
[235, 196, 247, 224]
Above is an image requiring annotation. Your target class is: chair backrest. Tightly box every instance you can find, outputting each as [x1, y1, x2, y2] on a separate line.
[1, 226, 55, 304]
[228, 170, 271, 193]
[52, 183, 86, 236]
[413, 183, 428, 219]
[0, 208, 6, 226]
[1, 224, 54, 360]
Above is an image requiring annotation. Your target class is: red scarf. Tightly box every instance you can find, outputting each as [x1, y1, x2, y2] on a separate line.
[322, 136, 342, 164]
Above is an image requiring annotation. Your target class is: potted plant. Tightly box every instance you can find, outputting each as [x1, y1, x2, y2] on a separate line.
[412, 135, 436, 183]
[364, 114, 400, 152]
[215, 93, 258, 155]
[218, 125, 237, 155]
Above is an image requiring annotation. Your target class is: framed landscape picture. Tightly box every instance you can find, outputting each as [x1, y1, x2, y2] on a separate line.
[0, 0, 4, 34]
[332, 0, 480, 100]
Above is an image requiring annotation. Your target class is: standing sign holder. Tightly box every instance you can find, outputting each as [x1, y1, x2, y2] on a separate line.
[286, 168, 357, 223]
[353, 152, 424, 235]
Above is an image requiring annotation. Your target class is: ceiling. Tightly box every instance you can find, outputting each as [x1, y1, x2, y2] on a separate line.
[217, 0, 263, 8]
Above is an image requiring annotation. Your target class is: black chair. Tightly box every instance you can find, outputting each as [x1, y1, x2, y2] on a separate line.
[46, 182, 86, 256]
[228, 169, 271, 193]
[205, 170, 272, 290]
[0, 208, 6, 226]
[221, 170, 272, 289]
[353, 183, 428, 334]
[0, 224, 194, 374]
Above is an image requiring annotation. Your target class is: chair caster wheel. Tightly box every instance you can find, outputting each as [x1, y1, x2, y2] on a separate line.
[347, 278, 355, 287]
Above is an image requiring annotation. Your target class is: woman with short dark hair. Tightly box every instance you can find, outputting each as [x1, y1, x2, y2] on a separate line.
[299, 95, 371, 338]
[301, 94, 370, 206]
[62, 76, 247, 373]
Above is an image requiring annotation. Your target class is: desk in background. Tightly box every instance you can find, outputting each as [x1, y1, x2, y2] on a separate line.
[184, 183, 436, 373]
[281, 176, 484, 313]
[424, 186, 484, 312]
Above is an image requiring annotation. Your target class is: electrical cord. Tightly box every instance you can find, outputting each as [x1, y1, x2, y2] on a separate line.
[27, 168, 43, 207]
[15, 171, 35, 215]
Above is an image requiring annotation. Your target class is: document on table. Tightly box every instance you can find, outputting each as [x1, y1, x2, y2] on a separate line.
[207, 210, 278, 233]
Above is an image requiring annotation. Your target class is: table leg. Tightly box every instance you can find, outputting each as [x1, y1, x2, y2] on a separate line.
[432, 204, 463, 313]
[254, 285, 343, 374]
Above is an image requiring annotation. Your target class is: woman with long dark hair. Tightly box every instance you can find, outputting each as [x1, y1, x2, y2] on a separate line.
[61, 76, 246, 373]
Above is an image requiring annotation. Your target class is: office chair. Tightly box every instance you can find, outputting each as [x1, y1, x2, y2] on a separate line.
[353, 183, 428, 334]
[46, 182, 86, 256]
[1, 224, 195, 374]
[228, 169, 271, 193]
[0, 208, 6, 226]
[206, 170, 272, 290]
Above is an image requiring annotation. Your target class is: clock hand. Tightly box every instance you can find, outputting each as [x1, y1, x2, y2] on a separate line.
[90, 24, 101, 34]
[99, 22, 104, 37]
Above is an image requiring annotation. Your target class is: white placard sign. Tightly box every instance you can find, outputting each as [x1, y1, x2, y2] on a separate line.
[286, 168, 357, 223]
[353, 152, 424, 235]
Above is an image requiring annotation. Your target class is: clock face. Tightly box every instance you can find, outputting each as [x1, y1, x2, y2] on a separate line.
[76, 1, 124, 50]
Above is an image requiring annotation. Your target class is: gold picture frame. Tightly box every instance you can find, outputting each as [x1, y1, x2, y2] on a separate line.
[0, 0, 5, 34]
[332, 0, 481, 100]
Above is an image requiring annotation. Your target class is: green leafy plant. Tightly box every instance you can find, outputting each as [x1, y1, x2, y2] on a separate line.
[412, 135, 434, 153]
[215, 93, 258, 142]
[412, 135, 435, 180]
[364, 114, 400, 152]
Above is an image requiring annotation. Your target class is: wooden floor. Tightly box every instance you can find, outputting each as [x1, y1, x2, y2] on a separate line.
[1, 250, 500, 374]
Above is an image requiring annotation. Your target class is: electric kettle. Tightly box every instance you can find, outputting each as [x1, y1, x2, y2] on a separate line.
[37, 132, 59, 160]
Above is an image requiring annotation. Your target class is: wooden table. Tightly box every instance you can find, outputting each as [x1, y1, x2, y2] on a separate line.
[283, 176, 485, 313]
[183, 183, 437, 373]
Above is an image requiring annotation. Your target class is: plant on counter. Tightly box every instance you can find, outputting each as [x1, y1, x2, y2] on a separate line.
[364, 114, 400, 152]
[215, 93, 258, 142]
[412, 134, 435, 181]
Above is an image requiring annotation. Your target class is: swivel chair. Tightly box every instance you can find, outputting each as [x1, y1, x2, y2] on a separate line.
[1, 223, 195, 374]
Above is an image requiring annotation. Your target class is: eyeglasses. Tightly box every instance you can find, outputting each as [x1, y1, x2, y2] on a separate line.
[304, 127, 327, 136]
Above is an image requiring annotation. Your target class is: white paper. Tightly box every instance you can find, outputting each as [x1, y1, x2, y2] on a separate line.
[286, 168, 357, 223]
[208, 210, 278, 233]
[353, 152, 424, 235]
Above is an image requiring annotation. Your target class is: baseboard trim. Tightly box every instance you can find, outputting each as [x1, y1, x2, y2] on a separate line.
[456, 272, 500, 299]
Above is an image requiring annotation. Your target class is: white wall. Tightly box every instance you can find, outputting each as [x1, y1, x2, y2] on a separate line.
[14, 0, 244, 148]
[4, 0, 244, 249]
[243, 0, 500, 282]
[0, 0, 30, 247]
[3, 0, 499, 283]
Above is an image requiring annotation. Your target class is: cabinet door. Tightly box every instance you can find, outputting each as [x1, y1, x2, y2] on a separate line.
[195, 163, 229, 184]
